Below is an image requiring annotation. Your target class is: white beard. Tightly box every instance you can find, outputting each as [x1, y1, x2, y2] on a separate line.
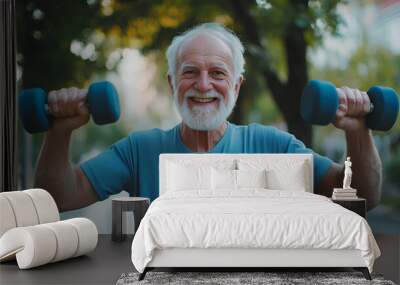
[173, 88, 237, 131]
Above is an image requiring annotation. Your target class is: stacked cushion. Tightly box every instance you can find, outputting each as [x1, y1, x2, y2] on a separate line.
[0, 189, 97, 269]
[0, 218, 97, 269]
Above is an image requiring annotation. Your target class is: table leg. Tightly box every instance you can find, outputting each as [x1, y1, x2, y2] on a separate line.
[112, 201, 125, 242]
[133, 202, 149, 234]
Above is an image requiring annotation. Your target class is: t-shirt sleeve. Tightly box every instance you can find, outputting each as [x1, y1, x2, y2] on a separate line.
[285, 134, 333, 190]
[80, 136, 135, 201]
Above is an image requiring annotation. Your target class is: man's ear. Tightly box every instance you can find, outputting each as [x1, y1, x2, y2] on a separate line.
[167, 74, 174, 95]
[234, 75, 244, 100]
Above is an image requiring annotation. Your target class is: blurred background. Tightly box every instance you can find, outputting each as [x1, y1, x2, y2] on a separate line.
[16, 0, 400, 234]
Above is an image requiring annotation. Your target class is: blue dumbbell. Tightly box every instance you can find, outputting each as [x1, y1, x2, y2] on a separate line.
[19, 81, 120, 133]
[301, 80, 399, 131]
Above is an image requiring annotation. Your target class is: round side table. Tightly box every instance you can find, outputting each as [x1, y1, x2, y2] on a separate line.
[112, 197, 150, 242]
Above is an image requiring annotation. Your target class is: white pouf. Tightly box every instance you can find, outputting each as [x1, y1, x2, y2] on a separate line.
[0, 189, 98, 269]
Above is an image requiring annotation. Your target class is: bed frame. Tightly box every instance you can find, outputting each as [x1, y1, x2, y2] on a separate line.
[138, 154, 372, 281]
[140, 248, 371, 280]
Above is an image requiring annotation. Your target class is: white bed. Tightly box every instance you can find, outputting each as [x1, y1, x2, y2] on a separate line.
[131, 154, 380, 280]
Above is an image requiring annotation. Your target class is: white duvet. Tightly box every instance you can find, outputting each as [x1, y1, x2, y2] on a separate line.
[131, 190, 380, 273]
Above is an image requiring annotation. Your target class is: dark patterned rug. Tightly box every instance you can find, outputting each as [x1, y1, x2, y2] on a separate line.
[116, 271, 396, 285]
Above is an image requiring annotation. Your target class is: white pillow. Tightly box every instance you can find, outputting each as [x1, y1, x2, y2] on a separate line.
[167, 162, 212, 191]
[212, 169, 267, 190]
[266, 168, 306, 191]
[212, 168, 236, 189]
[238, 159, 309, 192]
[236, 169, 267, 188]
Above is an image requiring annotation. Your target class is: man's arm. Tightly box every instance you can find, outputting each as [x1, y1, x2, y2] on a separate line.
[34, 129, 98, 212]
[317, 87, 382, 210]
[318, 129, 382, 210]
[345, 128, 382, 209]
[34, 87, 98, 212]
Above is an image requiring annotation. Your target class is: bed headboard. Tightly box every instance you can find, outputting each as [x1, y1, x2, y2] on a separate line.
[159, 153, 313, 195]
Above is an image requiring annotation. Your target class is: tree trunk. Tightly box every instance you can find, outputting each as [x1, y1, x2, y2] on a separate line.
[229, 0, 313, 147]
[282, 22, 312, 147]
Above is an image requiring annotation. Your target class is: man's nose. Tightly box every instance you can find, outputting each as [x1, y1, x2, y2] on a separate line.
[195, 71, 212, 93]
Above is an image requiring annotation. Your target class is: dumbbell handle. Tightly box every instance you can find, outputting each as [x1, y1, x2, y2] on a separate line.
[369, 103, 374, 113]
[334, 87, 374, 115]
[43, 101, 90, 116]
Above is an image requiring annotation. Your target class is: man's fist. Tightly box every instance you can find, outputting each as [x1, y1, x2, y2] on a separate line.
[47, 87, 90, 133]
[333, 87, 371, 132]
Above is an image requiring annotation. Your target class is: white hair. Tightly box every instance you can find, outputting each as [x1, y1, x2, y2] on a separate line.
[166, 22, 245, 90]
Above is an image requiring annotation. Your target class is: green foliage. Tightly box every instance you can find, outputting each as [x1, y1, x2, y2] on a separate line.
[16, 0, 108, 90]
[16, 0, 344, 90]
[255, 0, 343, 42]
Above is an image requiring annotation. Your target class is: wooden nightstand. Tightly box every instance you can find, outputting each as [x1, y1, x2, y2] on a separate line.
[331, 198, 367, 218]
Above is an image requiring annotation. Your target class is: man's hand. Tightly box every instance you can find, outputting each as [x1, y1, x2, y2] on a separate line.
[333, 87, 371, 132]
[48, 87, 90, 133]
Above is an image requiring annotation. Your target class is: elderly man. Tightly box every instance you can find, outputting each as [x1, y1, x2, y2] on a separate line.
[34, 23, 381, 212]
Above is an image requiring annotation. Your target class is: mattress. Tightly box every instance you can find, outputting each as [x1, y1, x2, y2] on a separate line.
[131, 189, 380, 273]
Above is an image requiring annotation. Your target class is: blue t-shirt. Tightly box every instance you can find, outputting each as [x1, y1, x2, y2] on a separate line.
[81, 122, 333, 201]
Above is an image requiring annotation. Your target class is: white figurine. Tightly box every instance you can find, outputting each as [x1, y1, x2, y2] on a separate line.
[343, 157, 353, 189]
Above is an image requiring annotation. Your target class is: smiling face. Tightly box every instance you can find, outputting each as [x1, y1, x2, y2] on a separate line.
[170, 32, 242, 130]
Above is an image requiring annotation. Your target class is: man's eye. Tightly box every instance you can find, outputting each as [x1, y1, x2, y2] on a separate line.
[211, 71, 226, 77]
[183, 70, 195, 75]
